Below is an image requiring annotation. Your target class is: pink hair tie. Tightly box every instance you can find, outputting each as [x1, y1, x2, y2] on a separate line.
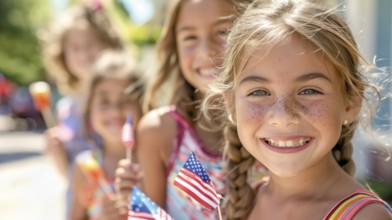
[91, 0, 103, 11]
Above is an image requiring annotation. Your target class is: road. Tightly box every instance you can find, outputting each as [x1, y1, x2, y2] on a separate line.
[0, 131, 66, 220]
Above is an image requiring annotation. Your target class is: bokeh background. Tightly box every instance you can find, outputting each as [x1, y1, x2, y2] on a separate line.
[0, 0, 391, 219]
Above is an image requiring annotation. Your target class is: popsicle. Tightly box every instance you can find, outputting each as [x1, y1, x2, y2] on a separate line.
[29, 81, 55, 127]
[76, 151, 112, 195]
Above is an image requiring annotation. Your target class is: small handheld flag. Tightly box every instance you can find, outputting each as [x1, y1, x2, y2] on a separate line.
[173, 152, 221, 212]
[128, 187, 174, 220]
[122, 114, 135, 161]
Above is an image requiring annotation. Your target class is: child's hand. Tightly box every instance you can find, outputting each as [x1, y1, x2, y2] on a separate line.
[44, 127, 64, 154]
[44, 127, 68, 176]
[115, 159, 143, 209]
[97, 194, 127, 220]
[78, 181, 98, 207]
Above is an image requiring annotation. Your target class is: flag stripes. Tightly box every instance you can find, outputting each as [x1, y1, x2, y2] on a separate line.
[172, 152, 220, 212]
[128, 211, 155, 220]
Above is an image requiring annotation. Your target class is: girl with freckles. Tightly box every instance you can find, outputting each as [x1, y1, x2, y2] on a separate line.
[202, 0, 392, 219]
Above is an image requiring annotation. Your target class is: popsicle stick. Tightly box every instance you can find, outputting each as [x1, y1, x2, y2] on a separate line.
[98, 176, 113, 195]
[41, 107, 56, 128]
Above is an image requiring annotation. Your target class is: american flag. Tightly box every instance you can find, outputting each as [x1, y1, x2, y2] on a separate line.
[122, 114, 135, 149]
[173, 152, 220, 211]
[128, 187, 174, 220]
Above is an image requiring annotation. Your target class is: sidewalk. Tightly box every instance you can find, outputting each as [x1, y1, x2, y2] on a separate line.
[0, 131, 66, 220]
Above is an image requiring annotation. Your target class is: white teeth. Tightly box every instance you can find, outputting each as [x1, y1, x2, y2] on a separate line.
[199, 68, 216, 76]
[265, 138, 310, 147]
[286, 140, 294, 147]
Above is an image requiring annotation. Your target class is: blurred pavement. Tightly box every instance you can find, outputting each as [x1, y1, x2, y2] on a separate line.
[0, 130, 66, 220]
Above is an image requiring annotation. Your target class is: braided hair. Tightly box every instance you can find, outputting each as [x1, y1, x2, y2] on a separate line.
[202, 0, 372, 219]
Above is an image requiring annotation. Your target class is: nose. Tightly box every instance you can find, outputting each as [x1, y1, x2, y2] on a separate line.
[268, 96, 300, 127]
[197, 35, 218, 61]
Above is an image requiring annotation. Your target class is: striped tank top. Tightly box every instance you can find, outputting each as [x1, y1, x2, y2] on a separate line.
[164, 106, 225, 220]
[324, 189, 392, 219]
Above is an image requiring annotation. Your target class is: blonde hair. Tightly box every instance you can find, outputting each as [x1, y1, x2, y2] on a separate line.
[38, 4, 124, 95]
[84, 50, 145, 140]
[202, 0, 374, 219]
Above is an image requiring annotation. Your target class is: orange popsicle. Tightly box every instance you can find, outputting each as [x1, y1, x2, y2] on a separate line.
[76, 151, 104, 181]
[29, 81, 55, 128]
[76, 151, 112, 195]
[29, 81, 51, 111]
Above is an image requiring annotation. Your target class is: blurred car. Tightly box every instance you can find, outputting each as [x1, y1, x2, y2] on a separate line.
[0, 73, 14, 115]
[8, 86, 45, 130]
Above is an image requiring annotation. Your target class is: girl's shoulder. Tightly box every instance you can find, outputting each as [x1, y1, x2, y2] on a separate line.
[324, 188, 392, 220]
[137, 106, 179, 162]
[138, 106, 178, 134]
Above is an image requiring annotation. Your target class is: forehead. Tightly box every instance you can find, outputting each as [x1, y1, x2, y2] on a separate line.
[176, 0, 234, 29]
[238, 35, 337, 81]
[94, 79, 130, 93]
[64, 26, 102, 43]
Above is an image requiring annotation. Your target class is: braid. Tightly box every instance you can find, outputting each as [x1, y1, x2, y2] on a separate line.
[224, 122, 255, 220]
[332, 123, 356, 176]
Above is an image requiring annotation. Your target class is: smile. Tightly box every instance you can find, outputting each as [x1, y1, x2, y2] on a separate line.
[197, 67, 217, 77]
[264, 137, 311, 148]
[262, 137, 312, 153]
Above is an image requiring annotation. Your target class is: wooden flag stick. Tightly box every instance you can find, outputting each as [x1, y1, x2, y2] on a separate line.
[212, 181, 223, 220]
[217, 205, 223, 220]
[126, 149, 132, 163]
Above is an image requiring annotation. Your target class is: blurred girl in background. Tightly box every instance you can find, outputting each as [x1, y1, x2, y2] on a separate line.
[70, 50, 144, 220]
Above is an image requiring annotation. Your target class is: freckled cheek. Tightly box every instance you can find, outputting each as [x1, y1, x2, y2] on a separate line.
[178, 45, 195, 57]
[236, 100, 270, 124]
[301, 103, 337, 126]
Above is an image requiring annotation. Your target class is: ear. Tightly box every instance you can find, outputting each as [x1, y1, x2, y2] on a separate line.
[344, 95, 362, 124]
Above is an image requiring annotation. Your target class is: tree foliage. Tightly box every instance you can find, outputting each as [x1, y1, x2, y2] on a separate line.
[0, 0, 162, 86]
[0, 0, 52, 85]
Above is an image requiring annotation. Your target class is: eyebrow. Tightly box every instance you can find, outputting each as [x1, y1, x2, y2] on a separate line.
[176, 15, 235, 33]
[239, 72, 331, 85]
[296, 72, 331, 83]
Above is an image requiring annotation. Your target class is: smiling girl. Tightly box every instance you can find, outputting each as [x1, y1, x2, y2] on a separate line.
[203, 0, 392, 219]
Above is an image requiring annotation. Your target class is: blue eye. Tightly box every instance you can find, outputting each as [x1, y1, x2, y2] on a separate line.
[248, 89, 270, 96]
[183, 35, 197, 41]
[217, 28, 230, 37]
[299, 89, 322, 95]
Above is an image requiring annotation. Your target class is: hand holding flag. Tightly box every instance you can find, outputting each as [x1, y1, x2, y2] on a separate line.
[173, 152, 222, 219]
[122, 114, 135, 162]
[128, 187, 174, 220]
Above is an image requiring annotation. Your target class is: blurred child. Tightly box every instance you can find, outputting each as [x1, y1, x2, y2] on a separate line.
[39, 3, 124, 177]
[202, 0, 392, 219]
[70, 50, 144, 220]
[37, 4, 125, 218]
[115, 0, 243, 219]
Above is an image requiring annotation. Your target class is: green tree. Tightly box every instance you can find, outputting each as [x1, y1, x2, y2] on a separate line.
[0, 0, 53, 85]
